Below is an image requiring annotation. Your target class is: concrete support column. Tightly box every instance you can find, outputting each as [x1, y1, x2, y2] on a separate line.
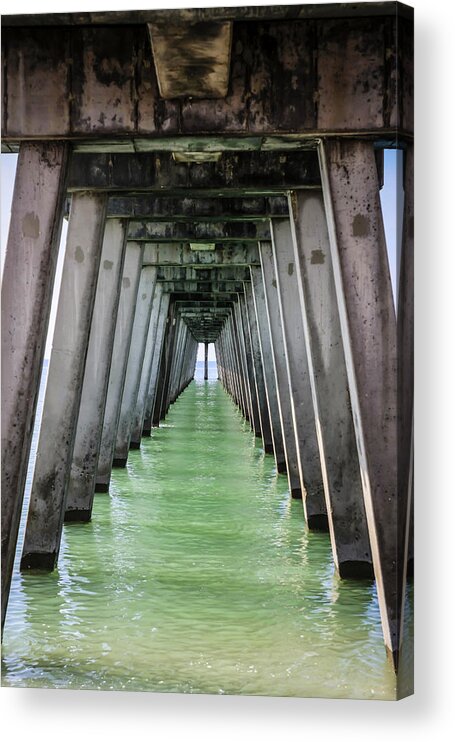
[258, 241, 302, 497]
[228, 313, 244, 414]
[153, 302, 177, 424]
[232, 310, 249, 420]
[20, 191, 108, 571]
[234, 298, 255, 427]
[113, 264, 157, 465]
[1, 142, 70, 629]
[95, 243, 143, 491]
[169, 317, 185, 404]
[243, 282, 274, 454]
[164, 314, 182, 412]
[130, 283, 164, 448]
[319, 139, 399, 665]
[65, 219, 128, 521]
[398, 144, 414, 606]
[288, 192, 371, 570]
[142, 292, 171, 435]
[250, 265, 286, 472]
[238, 293, 262, 437]
[176, 326, 191, 396]
[270, 219, 328, 527]
[204, 341, 209, 380]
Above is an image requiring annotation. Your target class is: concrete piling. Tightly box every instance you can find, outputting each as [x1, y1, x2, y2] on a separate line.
[258, 242, 302, 497]
[269, 218, 328, 528]
[95, 243, 144, 492]
[113, 264, 157, 466]
[1, 141, 70, 630]
[288, 191, 372, 574]
[20, 191, 108, 571]
[319, 139, 400, 666]
[64, 219, 128, 521]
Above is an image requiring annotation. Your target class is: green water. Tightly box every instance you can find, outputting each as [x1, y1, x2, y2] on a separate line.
[2, 379, 397, 698]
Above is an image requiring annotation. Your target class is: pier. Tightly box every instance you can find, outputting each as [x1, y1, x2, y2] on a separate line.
[1, 3, 413, 691]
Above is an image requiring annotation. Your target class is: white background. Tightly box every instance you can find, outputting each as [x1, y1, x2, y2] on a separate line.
[1, 0, 454, 740]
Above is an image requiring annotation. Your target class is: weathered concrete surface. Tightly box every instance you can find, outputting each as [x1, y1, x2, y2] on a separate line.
[20, 191, 107, 571]
[148, 21, 232, 99]
[67, 152, 321, 194]
[397, 145, 414, 655]
[319, 139, 399, 664]
[1, 5, 413, 28]
[95, 243, 143, 492]
[157, 266, 250, 282]
[142, 242, 260, 267]
[250, 265, 286, 473]
[2, 13, 412, 145]
[128, 221, 270, 242]
[107, 196, 289, 221]
[64, 219, 128, 522]
[233, 302, 253, 424]
[1, 141, 70, 630]
[270, 219, 327, 529]
[289, 191, 372, 573]
[259, 242, 303, 499]
[130, 284, 163, 448]
[142, 293, 170, 435]
[238, 294, 261, 436]
[204, 341, 209, 380]
[113, 266, 157, 465]
[243, 282, 274, 454]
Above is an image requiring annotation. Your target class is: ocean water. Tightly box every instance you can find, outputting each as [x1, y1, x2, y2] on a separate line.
[1, 371, 401, 699]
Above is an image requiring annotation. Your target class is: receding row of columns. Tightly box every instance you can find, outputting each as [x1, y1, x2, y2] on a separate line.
[214, 143, 413, 670]
[2, 139, 413, 673]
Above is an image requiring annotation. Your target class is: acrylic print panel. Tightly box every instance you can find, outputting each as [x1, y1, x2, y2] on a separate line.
[1, 1, 413, 701]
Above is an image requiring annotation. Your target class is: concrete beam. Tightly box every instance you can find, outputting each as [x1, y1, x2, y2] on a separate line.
[2, 5, 413, 27]
[67, 152, 320, 193]
[142, 242, 260, 267]
[156, 266, 251, 282]
[159, 281, 245, 294]
[106, 196, 289, 221]
[2, 13, 412, 145]
[128, 221, 270, 242]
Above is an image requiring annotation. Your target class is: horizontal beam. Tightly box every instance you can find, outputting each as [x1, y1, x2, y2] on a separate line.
[2, 16, 413, 146]
[2, 5, 413, 27]
[67, 152, 320, 193]
[128, 221, 270, 242]
[157, 266, 250, 282]
[161, 281, 245, 293]
[141, 242, 260, 267]
[106, 195, 289, 221]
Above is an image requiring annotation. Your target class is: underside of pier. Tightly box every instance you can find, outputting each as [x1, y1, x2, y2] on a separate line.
[1, 2, 413, 694]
